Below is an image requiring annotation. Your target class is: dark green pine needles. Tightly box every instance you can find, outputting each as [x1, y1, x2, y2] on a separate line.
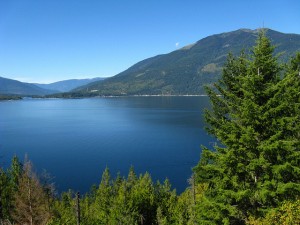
[194, 30, 300, 225]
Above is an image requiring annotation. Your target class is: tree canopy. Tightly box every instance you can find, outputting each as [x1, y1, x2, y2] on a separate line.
[194, 30, 300, 224]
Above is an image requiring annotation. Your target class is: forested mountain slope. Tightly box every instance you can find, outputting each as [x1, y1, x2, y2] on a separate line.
[74, 28, 300, 96]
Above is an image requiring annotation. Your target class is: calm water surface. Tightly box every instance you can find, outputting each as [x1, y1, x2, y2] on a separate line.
[0, 96, 214, 193]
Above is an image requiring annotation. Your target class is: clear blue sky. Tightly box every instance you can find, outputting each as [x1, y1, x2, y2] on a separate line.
[0, 0, 299, 83]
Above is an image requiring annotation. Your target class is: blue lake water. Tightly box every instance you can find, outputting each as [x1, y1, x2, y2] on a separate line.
[0, 96, 214, 193]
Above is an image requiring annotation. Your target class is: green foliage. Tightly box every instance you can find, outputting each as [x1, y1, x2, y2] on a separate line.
[1, 157, 195, 224]
[48, 191, 77, 225]
[0, 156, 22, 223]
[194, 30, 300, 224]
[0, 168, 10, 220]
[47, 166, 193, 225]
[0, 157, 56, 225]
[248, 199, 300, 225]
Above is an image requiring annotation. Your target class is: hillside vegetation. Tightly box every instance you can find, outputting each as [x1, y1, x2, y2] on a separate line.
[69, 28, 300, 97]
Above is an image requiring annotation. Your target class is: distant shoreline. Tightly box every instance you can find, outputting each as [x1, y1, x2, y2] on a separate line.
[95, 94, 208, 98]
[0, 94, 209, 101]
[45, 94, 209, 99]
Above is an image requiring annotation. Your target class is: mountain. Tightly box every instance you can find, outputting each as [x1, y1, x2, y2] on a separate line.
[74, 28, 300, 96]
[0, 77, 56, 96]
[35, 77, 105, 92]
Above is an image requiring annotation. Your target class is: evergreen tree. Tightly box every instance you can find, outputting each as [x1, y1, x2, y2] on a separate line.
[12, 158, 51, 225]
[0, 168, 8, 222]
[9, 156, 22, 191]
[0, 156, 22, 223]
[108, 179, 139, 225]
[248, 198, 300, 225]
[130, 172, 156, 225]
[155, 179, 178, 225]
[194, 31, 300, 224]
[48, 190, 77, 225]
[89, 167, 112, 224]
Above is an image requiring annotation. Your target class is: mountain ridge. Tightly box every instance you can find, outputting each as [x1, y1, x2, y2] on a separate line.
[35, 77, 105, 92]
[72, 28, 300, 96]
[0, 77, 56, 96]
[0, 77, 106, 96]
[2, 28, 300, 97]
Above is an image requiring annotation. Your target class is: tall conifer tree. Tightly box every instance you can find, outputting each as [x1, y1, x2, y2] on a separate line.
[12, 158, 51, 225]
[194, 31, 300, 224]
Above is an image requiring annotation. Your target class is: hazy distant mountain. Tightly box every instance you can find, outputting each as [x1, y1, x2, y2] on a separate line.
[74, 28, 300, 96]
[35, 77, 105, 92]
[0, 77, 55, 96]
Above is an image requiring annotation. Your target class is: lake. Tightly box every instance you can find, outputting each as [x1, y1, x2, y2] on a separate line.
[0, 96, 214, 193]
